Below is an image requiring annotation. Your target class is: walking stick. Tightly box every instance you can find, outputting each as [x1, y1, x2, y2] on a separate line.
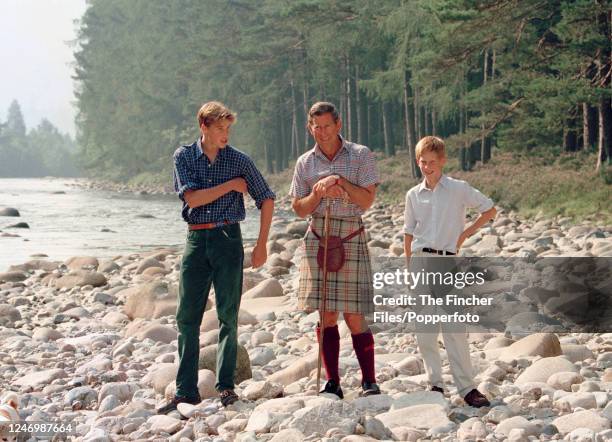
[317, 198, 332, 395]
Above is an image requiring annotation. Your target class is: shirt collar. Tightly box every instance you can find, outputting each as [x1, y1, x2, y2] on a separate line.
[313, 135, 349, 161]
[418, 174, 448, 192]
[196, 137, 228, 160]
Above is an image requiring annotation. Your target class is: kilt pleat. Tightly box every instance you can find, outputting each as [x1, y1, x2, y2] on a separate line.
[297, 215, 374, 314]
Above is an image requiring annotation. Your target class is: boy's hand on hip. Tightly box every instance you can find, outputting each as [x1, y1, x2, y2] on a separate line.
[251, 243, 267, 268]
[456, 231, 469, 251]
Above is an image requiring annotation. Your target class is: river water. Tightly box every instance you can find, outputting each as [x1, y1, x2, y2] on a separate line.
[0, 178, 264, 272]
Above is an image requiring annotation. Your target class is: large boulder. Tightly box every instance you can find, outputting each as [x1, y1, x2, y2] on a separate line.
[200, 307, 257, 331]
[0, 271, 27, 282]
[198, 344, 251, 384]
[122, 281, 177, 319]
[0, 207, 20, 216]
[547, 372, 583, 391]
[552, 410, 610, 435]
[243, 271, 267, 292]
[53, 271, 107, 289]
[500, 333, 562, 362]
[6, 222, 28, 228]
[242, 381, 283, 401]
[65, 256, 99, 271]
[98, 382, 140, 404]
[0, 304, 21, 327]
[165, 369, 216, 400]
[135, 257, 165, 274]
[242, 278, 283, 299]
[142, 363, 178, 394]
[390, 391, 449, 411]
[494, 416, 539, 438]
[561, 344, 594, 363]
[14, 368, 68, 388]
[376, 404, 451, 430]
[268, 351, 318, 386]
[9, 259, 60, 272]
[286, 221, 308, 236]
[515, 356, 578, 384]
[288, 399, 360, 435]
[124, 321, 177, 344]
[32, 327, 64, 342]
[147, 415, 182, 435]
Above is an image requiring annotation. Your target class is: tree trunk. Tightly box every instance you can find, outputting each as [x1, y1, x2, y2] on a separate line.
[597, 98, 611, 170]
[290, 79, 299, 160]
[432, 108, 437, 136]
[345, 54, 353, 140]
[480, 48, 489, 163]
[365, 103, 372, 147]
[459, 77, 470, 171]
[403, 69, 420, 178]
[413, 87, 421, 142]
[563, 117, 578, 152]
[596, 4, 611, 171]
[279, 113, 289, 170]
[303, 77, 311, 150]
[583, 103, 597, 151]
[275, 117, 283, 172]
[353, 65, 363, 144]
[264, 139, 273, 173]
[382, 101, 395, 156]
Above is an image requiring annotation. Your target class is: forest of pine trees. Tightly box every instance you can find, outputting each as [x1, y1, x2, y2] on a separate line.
[73, 0, 612, 180]
[0, 100, 78, 177]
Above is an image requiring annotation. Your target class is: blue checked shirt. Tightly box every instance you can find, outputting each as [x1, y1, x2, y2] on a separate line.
[173, 138, 275, 225]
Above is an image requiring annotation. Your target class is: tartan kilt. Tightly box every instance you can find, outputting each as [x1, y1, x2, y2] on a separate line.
[298, 215, 374, 314]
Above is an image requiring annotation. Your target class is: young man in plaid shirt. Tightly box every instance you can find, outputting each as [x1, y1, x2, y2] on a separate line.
[290, 101, 380, 398]
[158, 101, 275, 413]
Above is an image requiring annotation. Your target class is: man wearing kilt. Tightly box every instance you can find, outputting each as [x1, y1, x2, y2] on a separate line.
[290, 101, 380, 398]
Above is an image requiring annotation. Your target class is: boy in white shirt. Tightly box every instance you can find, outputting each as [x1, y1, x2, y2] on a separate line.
[403, 136, 497, 407]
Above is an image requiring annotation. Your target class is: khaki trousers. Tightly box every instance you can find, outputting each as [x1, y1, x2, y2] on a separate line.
[411, 250, 476, 397]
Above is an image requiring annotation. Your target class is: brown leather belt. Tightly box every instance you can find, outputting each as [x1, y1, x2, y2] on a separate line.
[188, 221, 229, 231]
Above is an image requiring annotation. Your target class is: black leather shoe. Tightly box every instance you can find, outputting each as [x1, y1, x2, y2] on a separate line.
[464, 389, 490, 408]
[430, 385, 445, 394]
[361, 382, 381, 396]
[320, 380, 344, 399]
[156, 394, 201, 414]
[219, 389, 239, 407]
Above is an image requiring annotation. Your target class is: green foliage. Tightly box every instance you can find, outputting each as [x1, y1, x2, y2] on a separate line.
[72, 0, 611, 184]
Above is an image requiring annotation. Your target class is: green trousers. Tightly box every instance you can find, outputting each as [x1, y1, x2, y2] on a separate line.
[175, 223, 244, 397]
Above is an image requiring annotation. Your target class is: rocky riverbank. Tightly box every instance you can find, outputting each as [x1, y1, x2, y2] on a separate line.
[0, 205, 611, 441]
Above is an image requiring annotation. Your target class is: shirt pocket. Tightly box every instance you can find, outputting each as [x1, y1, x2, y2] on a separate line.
[414, 194, 433, 223]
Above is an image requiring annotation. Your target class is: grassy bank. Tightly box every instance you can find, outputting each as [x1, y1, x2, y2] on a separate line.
[267, 150, 612, 224]
[94, 149, 610, 224]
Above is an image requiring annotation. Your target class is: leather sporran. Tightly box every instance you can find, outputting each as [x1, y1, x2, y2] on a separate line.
[310, 226, 364, 273]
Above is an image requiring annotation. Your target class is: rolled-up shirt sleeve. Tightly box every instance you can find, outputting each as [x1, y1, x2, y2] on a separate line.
[289, 159, 310, 199]
[403, 191, 417, 235]
[173, 151, 198, 202]
[356, 148, 380, 188]
[243, 157, 276, 209]
[462, 182, 494, 213]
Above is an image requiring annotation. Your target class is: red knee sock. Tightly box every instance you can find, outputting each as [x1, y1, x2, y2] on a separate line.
[352, 329, 376, 384]
[316, 324, 340, 382]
